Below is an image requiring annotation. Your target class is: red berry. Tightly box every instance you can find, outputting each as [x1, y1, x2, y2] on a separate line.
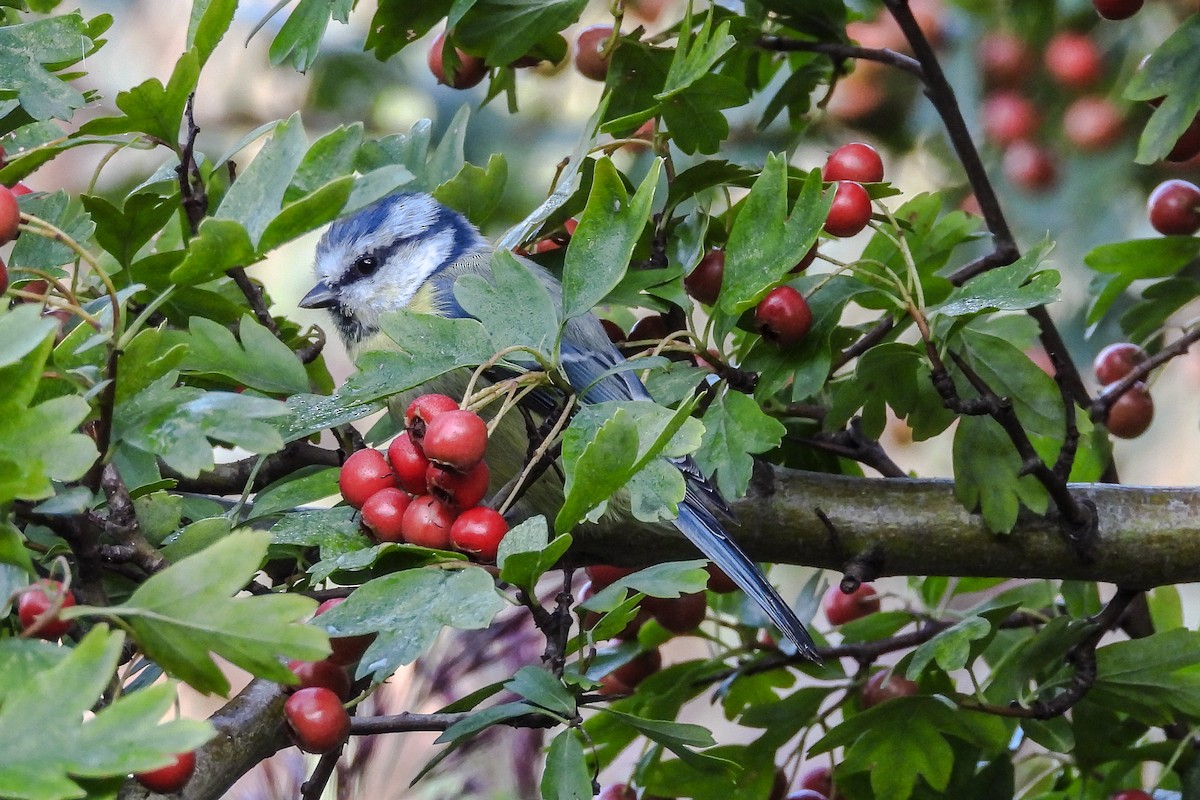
[401, 495, 457, 549]
[134, 751, 197, 794]
[0, 185, 20, 245]
[427, 460, 490, 509]
[823, 181, 872, 237]
[1063, 96, 1123, 152]
[284, 687, 351, 754]
[627, 313, 672, 344]
[1003, 141, 1057, 192]
[1109, 791, 1153, 800]
[755, 286, 813, 348]
[1045, 32, 1102, 90]
[575, 25, 613, 81]
[1167, 116, 1200, 163]
[684, 249, 725, 305]
[798, 766, 835, 798]
[427, 31, 487, 89]
[823, 142, 884, 183]
[360, 487, 412, 543]
[600, 319, 626, 343]
[860, 671, 918, 708]
[0, 257, 8, 296]
[1147, 179, 1200, 235]
[530, 218, 579, 254]
[1104, 383, 1153, 439]
[981, 91, 1039, 146]
[338, 449, 394, 510]
[314, 597, 375, 666]
[586, 564, 637, 589]
[450, 506, 509, 562]
[10, 182, 31, 196]
[17, 579, 75, 639]
[790, 244, 818, 274]
[422, 409, 488, 471]
[642, 592, 706, 634]
[1092, 0, 1142, 20]
[404, 393, 459, 444]
[785, 793, 828, 800]
[978, 32, 1034, 87]
[823, 583, 880, 625]
[287, 658, 352, 700]
[1093, 342, 1148, 385]
[387, 432, 430, 494]
[706, 563, 739, 593]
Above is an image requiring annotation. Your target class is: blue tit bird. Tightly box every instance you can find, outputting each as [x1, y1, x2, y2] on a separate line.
[299, 191, 819, 660]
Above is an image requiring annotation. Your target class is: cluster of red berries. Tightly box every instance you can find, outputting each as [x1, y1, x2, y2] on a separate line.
[339, 394, 509, 562]
[681, 142, 884, 351]
[1093, 342, 1154, 439]
[978, 28, 1120, 192]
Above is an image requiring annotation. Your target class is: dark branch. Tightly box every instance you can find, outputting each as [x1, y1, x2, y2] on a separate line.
[756, 35, 924, 79]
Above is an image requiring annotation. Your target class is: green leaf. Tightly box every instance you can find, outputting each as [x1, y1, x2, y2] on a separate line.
[314, 566, 505, 682]
[562, 157, 661, 321]
[541, 729, 593, 800]
[169, 217, 257, 285]
[1083, 237, 1200, 325]
[0, 386, 97, 504]
[0, 523, 35, 575]
[694, 390, 785, 500]
[94, 531, 327, 695]
[269, 0, 354, 73]
[9, 191, 96, 271]
[215, 112, 308, 247]
[497, 522, 572, 592]
[258, 174, 354, 253]
[952, 415, 1048, 535]
[642, 744, 764, 799]
[246, 466, 340, 521]
[0, 304, 58, 369]
[0, 15, 92, 121]
[114, 375, 287, 478]
[456, 0, 588, 67]
[556, 407, 639, 532]
[720, 160, 829, 315]
[1092, 629, 1200, 721]
[1125, 16, 1200, 164]
[187, 0, 238, 66]
[505, 666, 575, 717]
[907, 616, 992, 678]
[936, 240, 1059, 317]
[80, 49, 199, 142]
[114, 327, 188, 405]
[432, 153, 508, 225]
[81, 193, 178, 268]
[657, 6, 736, 102]
[0, 628, 213, 800]
[182, 315, 310, 395]
[454, 249, 559, 353]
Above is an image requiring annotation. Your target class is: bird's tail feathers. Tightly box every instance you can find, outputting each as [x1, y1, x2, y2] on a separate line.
[674, 501, 820, 662]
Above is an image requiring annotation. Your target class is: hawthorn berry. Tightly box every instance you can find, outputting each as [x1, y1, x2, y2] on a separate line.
[823, 181, 872, 237]
[529, 218, 579, 254]
[604, 648, 662, 693]
[422, 409, 489, 471]
[978, 32, 1034, 87]
[387, 432, 430, 494]
[785, 791, 828, 800]
[642, 591, 706, 634]
[706, 563, 739, 593]
[1044, 32, 1102, 90]
[0, 257, 7, 296]
[981, 90, 1039, 146]
[1092, 0, 1142, 20]
[1167, 116, 1200, 163]
[823, 142, 884, 183]
[1109, 791, 1153, 800]
[360, 486, 412, 543]
[600, 319, 626, 344]
[860, 671, 919, 708]
[10, 182, 31, 196]
[790, 244, 818, 274]
[823, 582, 880, 625]
[284, 687, 351, 754]
[684, 249, 725, 305]
[586, 564, 637, 589]
[427, 31, 487, 89]
[401, 494, 456, 549]
[1104, 383, 1154, 439]
[1003, 141, 1057, 192]
[1147, 179, 1200, 235]
[315, 597, 375, 665]
[450, 506, 509, 562]
[17, 579, 75, 639]
[798, 766, 835, 798]
[627, 313, 672, 344]
[1093, 342, 1148, 385]
[338, 448, 394, 510]
[404, 393, 459, 444]
[755, 285, 812, 348]
[575, 25, 614, 81]
[1063, 96, 1123, 152]
[0, 184, 20, 245]
[427, 460, 490, 509]
[134, 750, 197, 794]
[287, 658, 351, 700]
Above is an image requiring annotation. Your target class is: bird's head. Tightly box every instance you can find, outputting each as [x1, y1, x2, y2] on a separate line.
[299, 192, 487, 348]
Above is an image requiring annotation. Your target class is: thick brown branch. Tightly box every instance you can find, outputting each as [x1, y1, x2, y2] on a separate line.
[756, 36, 923, 79]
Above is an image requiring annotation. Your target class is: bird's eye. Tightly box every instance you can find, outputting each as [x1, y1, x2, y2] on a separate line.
[353, 254, 380, 277]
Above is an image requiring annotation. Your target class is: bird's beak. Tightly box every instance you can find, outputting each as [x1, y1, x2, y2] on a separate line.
[299, 281, 337, 310]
